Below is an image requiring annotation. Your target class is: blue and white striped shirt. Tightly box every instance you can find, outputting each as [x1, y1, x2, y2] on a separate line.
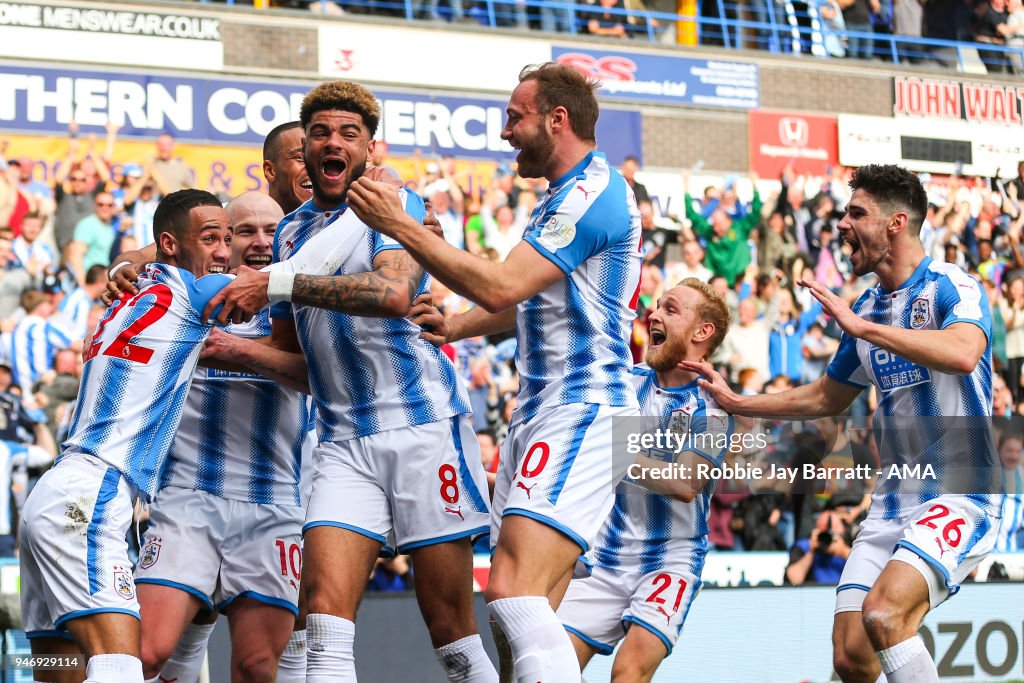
[826, 257, 1001, 519]
[270, 191, 470, 441]
[997, 466, 1024, 551]
[592, 365, 730, 576]
[9, 314, 74, 394]
[161, 311, 308, 506]
[514, 151, 642, 425]
[58, 286, 97, 342]
[61, 264, 232, 502]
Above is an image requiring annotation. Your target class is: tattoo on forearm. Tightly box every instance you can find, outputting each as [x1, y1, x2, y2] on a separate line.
[291, 251, 424, 316]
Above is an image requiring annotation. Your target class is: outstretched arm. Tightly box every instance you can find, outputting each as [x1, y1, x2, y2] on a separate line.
[348, 177, 565, 313]
[800, 279, 986, 375]
[679, 361, 862, 419]
[408, 294, 516, 347]
[205, 248, 424, 325]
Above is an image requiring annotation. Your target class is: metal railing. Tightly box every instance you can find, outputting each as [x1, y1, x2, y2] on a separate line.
[197, 0, 1024, 75]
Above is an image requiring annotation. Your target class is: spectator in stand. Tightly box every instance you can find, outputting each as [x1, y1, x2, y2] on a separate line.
[639, 200, 668, 270]
[367, 556, 414, 592]
[58, 264, 108, 342]
[1001, 275, 1024, 403]
[819, 0, 849, 57]
[65, 191, 115, 284]
[975, 0, 1011, 72]
[481, 201, 526, 261]
[477, 428, 499, 474]
[802, 321, 840, 385]
[121, 161, 162, 250]
[53, 152, 104, 254]
[995, 429, 1024, 551]
[620, 155, 649, 204]
[583, 0, 631, 37]
[425, 180, 466, 250]
[684, 171, 763, 285]
[466, 356, 499, 433]
[759, 209, 799, 273]
[1006, 161, 1024, 201]
[0, 376, 56, 556]
[785, 509, 852, 585]
[803, 193, 840, 259]
[151, 132, 194, 193]
[0, 237, 31, 321]
[9, 157, 54, 218]
[839, 0, 880, 58]
[1002, 0, 1024, 74]
[813, 224, 850, 290]
[719, 297, 770, 383]
[768, 287, 822, 382]
[36, 347, 82, 434]
[7, 290, 74, 396]
[0, 160, 32, 236]
[893, 0, 925, 61]
[10, 213, 56, 286]
[666, 238, 713, 284]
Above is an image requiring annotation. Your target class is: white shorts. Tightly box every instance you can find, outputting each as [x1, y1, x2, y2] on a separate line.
[20, 455, 138, 639]
[304, 415, 490, 554]
[835, 495, 997, 613]
[558, 564, 701, 656]
[491, 404, 635, 552]
[135, 486, 303, 615]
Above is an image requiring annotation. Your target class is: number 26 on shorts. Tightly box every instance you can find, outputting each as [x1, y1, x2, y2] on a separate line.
[915, 503, 966, 547]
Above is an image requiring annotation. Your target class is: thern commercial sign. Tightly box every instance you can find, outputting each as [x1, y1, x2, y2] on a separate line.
[0, 63, 642, 164]
[553, 46, 759, 108]
[318, 24, 548, 93]
[893, 75, 1024, 127]
[0, 3, 222, 71]
[839, 113, 1023, 178]
[749, 110, 838, 178]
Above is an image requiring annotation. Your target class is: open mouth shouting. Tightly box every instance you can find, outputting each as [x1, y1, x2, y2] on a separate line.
[649, 328, 667, 348]
[321, 157, 348, 183]
[245, 254, 272, 269]
[207, 264, 228, 275]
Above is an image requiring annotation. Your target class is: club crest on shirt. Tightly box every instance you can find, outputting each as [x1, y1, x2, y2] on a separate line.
[139, 538, 161, 570]
[113, 567, 136, 600]
[536, 217, 576, 251]
[666, 404, 692, 439]
[910, 297, 930, 329]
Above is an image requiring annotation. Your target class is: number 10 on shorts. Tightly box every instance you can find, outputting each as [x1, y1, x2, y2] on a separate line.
[276, 540, 302, 581]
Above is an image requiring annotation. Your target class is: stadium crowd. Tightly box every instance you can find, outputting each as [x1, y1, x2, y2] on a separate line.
[262, 0, 1024, 73]
[1, 124, 1023, 589]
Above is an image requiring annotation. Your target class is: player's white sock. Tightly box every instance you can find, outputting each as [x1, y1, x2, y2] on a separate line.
[488, 596, 582, 683]
[85, 653, 144, 683]
[306, 613, 356, 682]
[434, 634, 498, 682]
[149, 621, 215, 683]
[275, 629, 307, 682]
[877, 635, 938, 682]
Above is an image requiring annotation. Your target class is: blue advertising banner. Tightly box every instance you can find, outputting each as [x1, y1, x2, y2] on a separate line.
[553, 46, 759, 109]
[0, 63, 642, 164]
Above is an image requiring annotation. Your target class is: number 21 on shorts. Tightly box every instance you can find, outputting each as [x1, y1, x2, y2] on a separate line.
[645, 573, 687, 624]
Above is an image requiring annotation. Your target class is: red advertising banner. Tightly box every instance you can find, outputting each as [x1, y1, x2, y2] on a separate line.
[748, 110, 838, 178]
[893, 76, 1024, 126]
